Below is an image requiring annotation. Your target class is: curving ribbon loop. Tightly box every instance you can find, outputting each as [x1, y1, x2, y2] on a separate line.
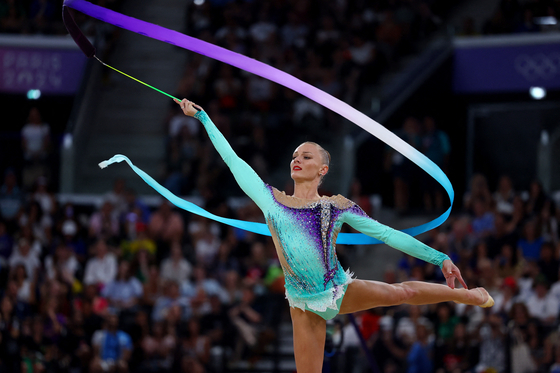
[64, 0, 454, 245]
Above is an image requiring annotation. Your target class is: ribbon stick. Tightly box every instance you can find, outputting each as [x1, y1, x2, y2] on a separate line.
[64, 0, 454, 245]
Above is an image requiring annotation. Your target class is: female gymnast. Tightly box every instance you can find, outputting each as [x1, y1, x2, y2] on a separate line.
[174, 98, 494, 373]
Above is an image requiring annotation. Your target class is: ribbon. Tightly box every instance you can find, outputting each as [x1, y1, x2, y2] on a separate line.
[64, 0, 454, 245]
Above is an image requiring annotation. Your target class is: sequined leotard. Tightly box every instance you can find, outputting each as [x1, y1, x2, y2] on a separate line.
[195, 110, 450, 318]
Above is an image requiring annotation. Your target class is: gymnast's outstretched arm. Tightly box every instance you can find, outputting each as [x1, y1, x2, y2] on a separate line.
[342, 205, 467, 288]
[176, 99, 272, 211]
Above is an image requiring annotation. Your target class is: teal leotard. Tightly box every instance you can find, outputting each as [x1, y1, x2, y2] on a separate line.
[195, 110, 450, 320]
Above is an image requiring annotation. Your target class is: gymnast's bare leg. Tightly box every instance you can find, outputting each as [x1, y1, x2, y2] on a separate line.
[339, 279, 492, 314]
[290, 307, 327, 373]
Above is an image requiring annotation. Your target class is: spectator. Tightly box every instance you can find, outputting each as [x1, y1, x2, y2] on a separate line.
[471, 198, 495, 239]
[524, 275, 558, 326]
[178, 318, 211, 367]
[104, 178, 128, 219]
[142, 264, 162, 309]
[476, 313, 506, 373]
[495, 244, 523, 278]
[526, 180, 548, 217]
[160, 241, 192, 284]
[8, 238, 40, 279]
[538, 241, 559, 284]
[487, 214, 518, 260]
[10, 263, 35, 305]
[517, 219, 544, 262]
[89, 200, 120, 241]
[541, 199, 558, 244]
[493, 175, 515, 216]
[90, 313, 133, 373]
[44, 241, 80, 284]
[30, 176, 56, 218]
[396, 305, 430, 342]
[101, 260, 143, 314]
[229, 285, 264, 362]
[148, 201, 184, 248]
[463, 174, 492, 214]
[200, 294, 231, 350]
[152, 280, 190, 322]
[194, 222, 221, 269]
[492, 276, 520, 316]
[83, 239, 117, 286]
[140, 321, 176, 372]
[20, 200, 52, 247]
[0, 169, 22, 230]
[406, 321, 434, 373]
[0, 220, 13, 269]
[60, 218, 87, 264]
[438, 322, 477, 372]
[21, 107, 51, 189]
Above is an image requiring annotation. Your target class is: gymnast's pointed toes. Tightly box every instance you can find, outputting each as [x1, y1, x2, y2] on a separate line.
[477, 288, 494, 308]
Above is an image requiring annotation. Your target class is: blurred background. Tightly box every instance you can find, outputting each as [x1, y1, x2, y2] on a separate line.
[0, 0, 559, 372]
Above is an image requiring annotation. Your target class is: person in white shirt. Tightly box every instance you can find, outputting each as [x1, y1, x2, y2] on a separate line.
[83, 239, 117, 286]
[160, 241, 192, 284]
[44, 242, 80, 283]
[8, 238, 40, 279]
[524, 275, 559, 326]
[21, 107, 50, 161]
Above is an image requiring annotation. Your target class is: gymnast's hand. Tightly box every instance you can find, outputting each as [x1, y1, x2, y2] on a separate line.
[174, 98, 203, 117]
[441, 259, 468, 289]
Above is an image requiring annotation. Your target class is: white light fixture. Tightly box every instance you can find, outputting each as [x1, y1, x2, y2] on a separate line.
[533, 16, 557, 25]
[529, 86, 546, 100]
[194, 0, 205, 5]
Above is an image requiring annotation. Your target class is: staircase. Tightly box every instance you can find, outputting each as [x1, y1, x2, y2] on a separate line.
[67, 0, 188, 194]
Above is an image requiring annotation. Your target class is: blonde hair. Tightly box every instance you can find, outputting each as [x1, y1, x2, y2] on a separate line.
[302, 142, 330, 184]
[302, 142, 330, 167]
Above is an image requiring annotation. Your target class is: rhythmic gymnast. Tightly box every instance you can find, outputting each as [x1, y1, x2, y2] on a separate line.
[174, 98, 493, 373]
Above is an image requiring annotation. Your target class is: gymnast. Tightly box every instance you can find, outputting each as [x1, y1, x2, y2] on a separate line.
[175, 98, 493, 373]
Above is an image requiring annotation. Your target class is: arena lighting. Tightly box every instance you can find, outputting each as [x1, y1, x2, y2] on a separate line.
[529, 86, 546, 100]
[533, 16, 558, 25]
[27, 89, 41, 100]
[193, 0, 205, 5]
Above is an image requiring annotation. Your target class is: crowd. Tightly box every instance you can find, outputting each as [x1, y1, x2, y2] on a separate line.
[333, 174, 560, 373]
[0, 164, 290, 372]
[162, 0, 456, 196]
[3, 138, 560, 373]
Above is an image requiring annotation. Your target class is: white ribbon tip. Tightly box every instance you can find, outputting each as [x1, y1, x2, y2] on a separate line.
[98, 161, 109, 169]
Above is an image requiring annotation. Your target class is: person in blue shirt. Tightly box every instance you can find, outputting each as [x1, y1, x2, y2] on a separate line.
[90, 313, 132, 373]
[169, 99, 496, 373]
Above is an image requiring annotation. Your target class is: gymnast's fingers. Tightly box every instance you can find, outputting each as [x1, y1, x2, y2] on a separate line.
[445, 274, 455, 289]
[456, 271, 468, 289]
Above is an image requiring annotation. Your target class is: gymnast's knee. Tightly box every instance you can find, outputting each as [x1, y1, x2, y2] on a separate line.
[393, 282, 418, 304]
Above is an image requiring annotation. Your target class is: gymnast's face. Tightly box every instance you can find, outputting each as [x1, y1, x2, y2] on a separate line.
[290, 143, 328, 184]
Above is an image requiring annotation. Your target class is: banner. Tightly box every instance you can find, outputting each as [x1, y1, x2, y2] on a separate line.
[453, 34, 560, 93]
[0, 36, 87, 94]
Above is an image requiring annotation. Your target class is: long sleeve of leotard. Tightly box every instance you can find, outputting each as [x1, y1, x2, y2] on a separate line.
[194, 110, 271, 211]
[343, 206, 450, 268]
